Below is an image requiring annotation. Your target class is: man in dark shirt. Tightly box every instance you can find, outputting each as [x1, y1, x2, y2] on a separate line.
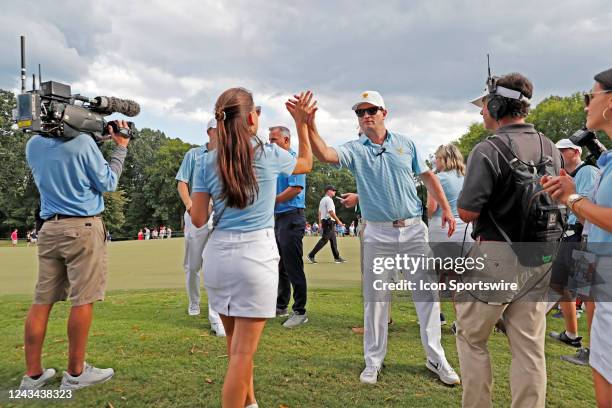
[456, 72, 562, 408]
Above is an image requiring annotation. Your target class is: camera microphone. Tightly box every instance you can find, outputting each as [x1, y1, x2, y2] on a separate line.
[375, 147, 387, 157]
[90, 96, 140, 117]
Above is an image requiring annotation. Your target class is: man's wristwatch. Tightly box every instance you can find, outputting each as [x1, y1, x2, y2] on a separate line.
[566, 193, 586, 212]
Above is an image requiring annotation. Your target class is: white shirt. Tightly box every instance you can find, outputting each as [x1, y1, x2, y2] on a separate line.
[318, 196, 336, 220]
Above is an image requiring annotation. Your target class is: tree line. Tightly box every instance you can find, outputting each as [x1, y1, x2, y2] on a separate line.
[1, 89, 608, 240]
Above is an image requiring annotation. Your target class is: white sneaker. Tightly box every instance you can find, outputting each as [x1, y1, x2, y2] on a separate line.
[359, 366, 381, 384]
[211, 322, 226, 337]
[19, 368, 56, 390]
[426, 359, 460, 385]
[188, 304, 201, 316]
[59, 362, 114, 390]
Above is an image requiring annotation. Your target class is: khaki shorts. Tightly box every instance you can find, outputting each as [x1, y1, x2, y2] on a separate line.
[34, 216, 107, 306]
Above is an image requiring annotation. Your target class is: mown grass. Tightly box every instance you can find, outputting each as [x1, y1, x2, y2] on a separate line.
[0, 238, 596, 407]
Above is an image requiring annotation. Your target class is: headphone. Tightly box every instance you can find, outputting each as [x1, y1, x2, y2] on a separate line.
[485, 55, 531, 121]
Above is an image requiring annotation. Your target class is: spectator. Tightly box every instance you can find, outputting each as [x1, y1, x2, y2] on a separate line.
[137, 229, 144, 241]
[11, 229, 18, 247]
[306, 186, 346, 264]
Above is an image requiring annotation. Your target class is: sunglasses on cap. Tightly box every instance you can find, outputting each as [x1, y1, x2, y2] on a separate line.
[584, 90, 612, 107]
[355, 106, 383, 117]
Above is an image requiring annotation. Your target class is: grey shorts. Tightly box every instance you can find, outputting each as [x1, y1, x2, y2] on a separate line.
[34, 217, 107, 306]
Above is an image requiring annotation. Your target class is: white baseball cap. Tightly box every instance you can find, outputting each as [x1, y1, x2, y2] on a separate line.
[352, 91, 386, 110]
[555, 138, 582, 154]
[206, 118, 217, 130]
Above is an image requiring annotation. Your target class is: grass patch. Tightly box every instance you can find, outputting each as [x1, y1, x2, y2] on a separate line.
[0, 239, 596, 407]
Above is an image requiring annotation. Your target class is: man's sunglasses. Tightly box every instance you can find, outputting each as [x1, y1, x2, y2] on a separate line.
[584, 90, 612, 107]
[355, 107, 383, 117]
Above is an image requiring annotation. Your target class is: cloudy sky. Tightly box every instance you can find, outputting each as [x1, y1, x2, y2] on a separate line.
[1, 1, 610, 155]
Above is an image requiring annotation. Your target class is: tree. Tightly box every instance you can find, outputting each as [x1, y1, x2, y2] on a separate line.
[526, 93, 586, 142]
[141, 138, 194, 231]
[102, 190, 128, 234]
[0, 90, 38, 236]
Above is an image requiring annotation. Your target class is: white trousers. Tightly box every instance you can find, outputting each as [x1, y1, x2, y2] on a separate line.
[183, 211, 221, 324]
[362, 220, 448, 369]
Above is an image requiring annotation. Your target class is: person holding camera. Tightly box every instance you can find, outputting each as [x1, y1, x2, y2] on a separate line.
[457, 72, 563, 408]
[306, 185, 346, 264]
[548, 138, 599, 365]
[19, 120, 131, 391]
[542, 67, 612, 408]
[190, 88, 314, 408]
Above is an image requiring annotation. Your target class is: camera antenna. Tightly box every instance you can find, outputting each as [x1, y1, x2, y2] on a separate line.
[487, 53, 491, 78]
[32, 74, 36, 91]
[20, 36, 26, 93]
[39, 64, 42, 87]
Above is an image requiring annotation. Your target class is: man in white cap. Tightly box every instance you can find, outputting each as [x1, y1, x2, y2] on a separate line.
[549, 138, 600, 365]
[304, 90, 460, 386]
[176, 117, 225, 336]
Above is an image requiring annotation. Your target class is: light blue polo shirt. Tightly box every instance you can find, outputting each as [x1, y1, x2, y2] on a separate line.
[335, 131, 428, 222]
[175, 146, 207, 192]
[432, 170, 464, 218]
[275, 149, 306, 214]
[26, 134, 120, 219]
[193, 138, 296, 231]
[588, 150, 612, 256]
[569, 163, 599, 225]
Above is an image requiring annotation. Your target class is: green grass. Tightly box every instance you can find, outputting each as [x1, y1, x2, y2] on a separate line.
[0, 238, 596, 407]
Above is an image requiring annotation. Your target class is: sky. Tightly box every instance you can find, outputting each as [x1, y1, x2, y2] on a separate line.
[1, 0, 610, 156]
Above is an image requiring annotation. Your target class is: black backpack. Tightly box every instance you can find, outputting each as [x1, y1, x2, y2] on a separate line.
[486, 133, 567, 266]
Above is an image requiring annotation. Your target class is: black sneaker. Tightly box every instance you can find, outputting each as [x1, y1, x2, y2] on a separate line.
[276, 308, 289, 317]
[549, 331, 583, 348]
[451, 321, 457, 336]
[334, 257, 347, 264]
[440, 313, 447, 326]
[306, 255, 317, 264]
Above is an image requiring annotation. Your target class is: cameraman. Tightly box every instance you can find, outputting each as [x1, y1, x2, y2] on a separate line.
[19, 121, 130, 391]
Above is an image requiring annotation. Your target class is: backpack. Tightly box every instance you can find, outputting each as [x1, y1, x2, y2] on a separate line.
[485, 133, 567, 266]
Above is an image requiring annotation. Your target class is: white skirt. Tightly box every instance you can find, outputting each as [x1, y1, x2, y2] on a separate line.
[202, 228, 279, 318]
[590, 256, 612, 383]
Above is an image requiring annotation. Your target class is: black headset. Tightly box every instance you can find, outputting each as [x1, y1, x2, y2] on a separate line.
[485, 55, 531, 121]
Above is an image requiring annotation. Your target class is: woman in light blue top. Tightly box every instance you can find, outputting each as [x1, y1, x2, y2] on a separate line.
[190, 88, 314, 408]
[542, 68, 612, 407]
[427, 144, 473, 243]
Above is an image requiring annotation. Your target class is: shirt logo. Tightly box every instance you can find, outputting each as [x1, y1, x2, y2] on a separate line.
[395, 147, 405, 155]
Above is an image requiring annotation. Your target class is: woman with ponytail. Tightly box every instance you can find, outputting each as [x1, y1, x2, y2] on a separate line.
[190, 88, 315, 408]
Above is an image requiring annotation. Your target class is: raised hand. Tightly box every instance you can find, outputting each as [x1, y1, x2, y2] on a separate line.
[286, 91, 317, 125]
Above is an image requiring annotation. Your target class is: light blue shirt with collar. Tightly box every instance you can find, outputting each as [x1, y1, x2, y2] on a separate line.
[569, 163, 599, 225]
[26, 134, 121, 219]
[193, 138, 296, 232]
[587, 150, 612, 255]
[334, 131, 428, 222]
[175, 145, 208, 192]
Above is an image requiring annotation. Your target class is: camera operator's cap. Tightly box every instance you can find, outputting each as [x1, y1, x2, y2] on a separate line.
[206, 118, 217, 130]
[556, 138, 582, 154]
[352, 91, 386, 110]
[470, 89, 489, 107]
[324, 185, 337, 192]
